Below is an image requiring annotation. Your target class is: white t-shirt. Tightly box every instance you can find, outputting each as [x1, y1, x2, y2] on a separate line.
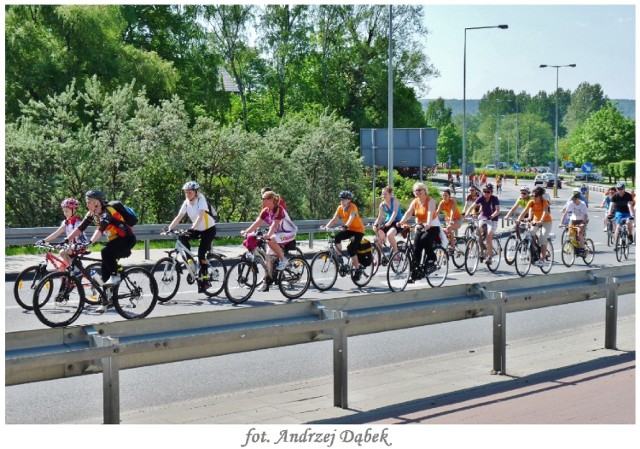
[179, 196, 215, 231]
[566, 200, 589, 221]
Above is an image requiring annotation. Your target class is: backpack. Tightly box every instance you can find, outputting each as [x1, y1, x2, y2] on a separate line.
[356, 237, 373, 267]
[206, 201, 219, 221]
[107, 200, 138, 227]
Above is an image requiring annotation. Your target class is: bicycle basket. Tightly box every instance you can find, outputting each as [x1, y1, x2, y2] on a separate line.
[243, 234, 259, 251]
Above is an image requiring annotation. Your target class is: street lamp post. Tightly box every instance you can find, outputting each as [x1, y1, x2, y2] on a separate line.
[539, 63, 576, 198]
[463, 24, 508, 200]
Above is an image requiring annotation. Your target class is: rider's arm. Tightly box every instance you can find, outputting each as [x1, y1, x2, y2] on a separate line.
[399, 201, 415, 225]
[504, 203, 518, 220]
[167, 212, 186, 231]
[325, 211, 339, 229]
[190, 208, 206, 230]
[516, 204, 530, 222]
[42, 224, 65, 243]
[629, 200, 635, 218]
[490, 204, 501, 220]
[373, 203, 385, 227]
[434, 200, 444, 217]
[244, 212, 266, 235]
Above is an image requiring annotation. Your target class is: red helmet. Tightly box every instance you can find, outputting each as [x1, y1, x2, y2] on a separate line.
[60, 198, 79, 209]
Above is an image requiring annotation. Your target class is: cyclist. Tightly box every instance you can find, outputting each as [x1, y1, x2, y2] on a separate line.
[517, 186, 552, 267]
[600, 187, 616, 231]
[434, 188, 462, 253]
[462, 184, 481, 216]
[504, 186, 531, 223]
[398, 182, 441, 281]
[66, 190, 137, 313]
[323, 190, 365, 280]
[496, 175, 503, 195]
[261, 187, 287, 211]
[607, 182, 635, 244]
[559, 190, 589, 255]
[372, 185, 403, 261]
[164, 181, 218, 293]
[36, 198, 90, 273]
[465, 183, 500, 265]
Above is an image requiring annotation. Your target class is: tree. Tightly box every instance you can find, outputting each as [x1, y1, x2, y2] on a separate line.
[563, 82, 608, 134]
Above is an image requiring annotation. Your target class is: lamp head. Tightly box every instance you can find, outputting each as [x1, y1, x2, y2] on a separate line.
[539, 64, 548, 68]
[569, 64, 577, 67]
[498, 24, 508, 29]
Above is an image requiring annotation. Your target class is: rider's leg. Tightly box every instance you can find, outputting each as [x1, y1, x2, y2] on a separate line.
[350, 232, 363, 270]
[387, 227, 399, 252]
[198, 226, 216, 277]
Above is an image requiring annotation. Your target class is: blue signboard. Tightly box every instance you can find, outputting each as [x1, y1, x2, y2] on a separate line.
[564, 162, 574, 169]
[513, 163, 520, 170]
[581, 162, 593, 173]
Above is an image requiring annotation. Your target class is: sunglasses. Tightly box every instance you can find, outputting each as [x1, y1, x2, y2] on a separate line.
[413, 189, 425, 193]
[483, 190, 491, 193]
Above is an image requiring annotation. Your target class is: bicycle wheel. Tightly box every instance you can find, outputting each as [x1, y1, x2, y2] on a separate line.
[202, 253, 227, 297]
[386, 249, 410, 292]
[514, 240, 532, 277]
[464, 224, 476, 240]
[224, 261, 258, 304]
[83, 262, 103, 305]
[582, 239, 595, 265]
[371, 244, 383, 275]
[14, 264, 48, 310]
[606, 222, 614, 247]
[113, 267, 158, 319]
[464, 239, 480, 275]
[615, 232, 627, 262]
[351, 257, 375, 287]
[451, 237, 467, 269]
[540, 240, 554, 274]
[560, 227, 569, 246]
[278, 256, 311, 300]
[504, 235, 518, 266]
[151, 257, 181, 302]
[426, 245, 448, 288]
[32, 272, 84, 328]
[487, 239, 501, 273]
[310, 251, 338, 291]
[621, 233, 630, 260]
[561, 240, 575, 267]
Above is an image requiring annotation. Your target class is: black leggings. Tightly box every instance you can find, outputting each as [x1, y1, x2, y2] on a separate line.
[101, 234, 137, 282]
[413, 227, 440, 267]
[179, 226, 217, 273]
[335, 230, 364, 257]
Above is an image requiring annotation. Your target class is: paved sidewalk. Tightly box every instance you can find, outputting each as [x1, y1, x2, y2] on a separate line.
[76, 314, 634, 425]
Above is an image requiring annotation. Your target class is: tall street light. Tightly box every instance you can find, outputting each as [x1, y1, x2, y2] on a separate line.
[463, 24, 508, 200]
[539, 63, 576, 198]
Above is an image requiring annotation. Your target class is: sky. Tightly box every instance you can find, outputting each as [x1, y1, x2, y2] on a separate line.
[420, 2, 636, 100]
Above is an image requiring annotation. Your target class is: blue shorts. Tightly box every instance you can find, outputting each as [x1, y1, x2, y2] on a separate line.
[615, 211, 631, 225]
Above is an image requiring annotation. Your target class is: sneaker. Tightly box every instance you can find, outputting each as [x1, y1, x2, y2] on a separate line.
[96, 301, 113, 313]
[103, 274, 121, 287]
[275, 258, 289, 270]
[381, 255, 390, 266]
[486, 258, 493, 266]
[258, 282, 269, 292]
[629, 235, 634, 244]
[353, 267, 363, 281]
[533, 260, 544, 267]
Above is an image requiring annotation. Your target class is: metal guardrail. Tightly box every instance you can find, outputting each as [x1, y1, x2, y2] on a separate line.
[5, 265, 634, 424]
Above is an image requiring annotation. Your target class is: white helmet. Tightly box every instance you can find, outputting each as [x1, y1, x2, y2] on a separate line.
[519, 186, 531, 193]
[182, 181, 200, 191]
[572, 187, 581, 194]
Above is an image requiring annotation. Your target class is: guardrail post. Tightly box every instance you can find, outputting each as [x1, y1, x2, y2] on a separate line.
[492, 304, 506, 375]
[145, 239, 151, 260]
[314, 302, 348, 408]
[308, 232, 314, 249]
[87, 327, 121, 425]
[604, 276, 619, 350]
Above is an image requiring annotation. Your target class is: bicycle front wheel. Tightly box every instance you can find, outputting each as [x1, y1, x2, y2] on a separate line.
[607, 223, 614, 247]
[310, 252, 338, 291]
[426, 245, 448, 288]
[386, 249, 410, 292]
[224, 261, 258, 304]
[504, 235, 518, 266]
[487, 239, 501, 273]
[371, 244, 383, 275]
[540, 241, 554, 274]
[561, 240, 575, 267]
[615, 232, 627, 262]
[514, 241, 532, 277]
[14, 264, 47, 311]
[351, 258, 374, 288]
[278, 256, 311, 300]
[113, 267, 158, 319]
[151, 257, 180, 302]
[464, 239, 480, 276]
[202, 253, 227, 297]
[32, 272, 84, 328]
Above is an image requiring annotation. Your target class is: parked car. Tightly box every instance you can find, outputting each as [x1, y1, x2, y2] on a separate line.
[485, 164, 496, 170]
[574, 173, 604, 182]
[534, 173, 562, 188]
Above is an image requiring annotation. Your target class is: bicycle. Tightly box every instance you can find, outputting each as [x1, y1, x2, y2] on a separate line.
[605, 217, 615, 247]
[369, 223, 406, 275]
[386, 224, 449, 292]
[463, 214, 480, 239]
[442, 220, 467, 270]
[32, 242, 158, 327]
[560, 224, 595, 267]
[464, 219, 502, 275]
[513, 221, 555, 277]
[14, 242, 102, 311]
[309, 227, 375, 291]
[502, 220, 523, 266]
[151, 229, 227, 301]
[614, 217, 633, 262]
[224, 230, 311, 304]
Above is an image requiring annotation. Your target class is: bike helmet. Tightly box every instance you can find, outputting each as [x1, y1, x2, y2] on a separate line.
[338, 190, 354, 200]
[85, 189, 107, 203]
[616, 181, 626, 189]
[572, 187, 581, 193]
[182, 181, 200, 191]
[482, 183, 494, 192]
[519, 186, 531, 193]
[60, 198, 79, 209]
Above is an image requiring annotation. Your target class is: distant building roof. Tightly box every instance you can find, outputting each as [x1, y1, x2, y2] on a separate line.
[219, 67, 240, 93]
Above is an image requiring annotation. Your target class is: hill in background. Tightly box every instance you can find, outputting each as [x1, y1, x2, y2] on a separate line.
[420, 99, 635, 119]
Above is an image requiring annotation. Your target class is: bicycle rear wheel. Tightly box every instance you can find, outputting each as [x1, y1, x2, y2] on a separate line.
[464, 239, 480, 276]
[151, 257, 181, 302]
[540, 240, 554, 274]
[606, 222, 614, 247]
[371, 244, 383, 275]
[615, 232, 628, 262]
[14, 264, 48, 311]
[582, 239, 595, 265]
[32, 272, 84, 328]
[113, 267, 158, 319]
[504, 235, 518, 266]
[386, 249, 410, 292]
[561, 240, 575, 267]
[83, 262, 103, 305]
[310, 251, 338, 291]
[278, 256, 311, 300]
[426, 245, 448, 287]
[202, 253, 227, 297]
[514, 240, 532, 277]
[451, 237, 467, 269]
[224, 261, 258, 304]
